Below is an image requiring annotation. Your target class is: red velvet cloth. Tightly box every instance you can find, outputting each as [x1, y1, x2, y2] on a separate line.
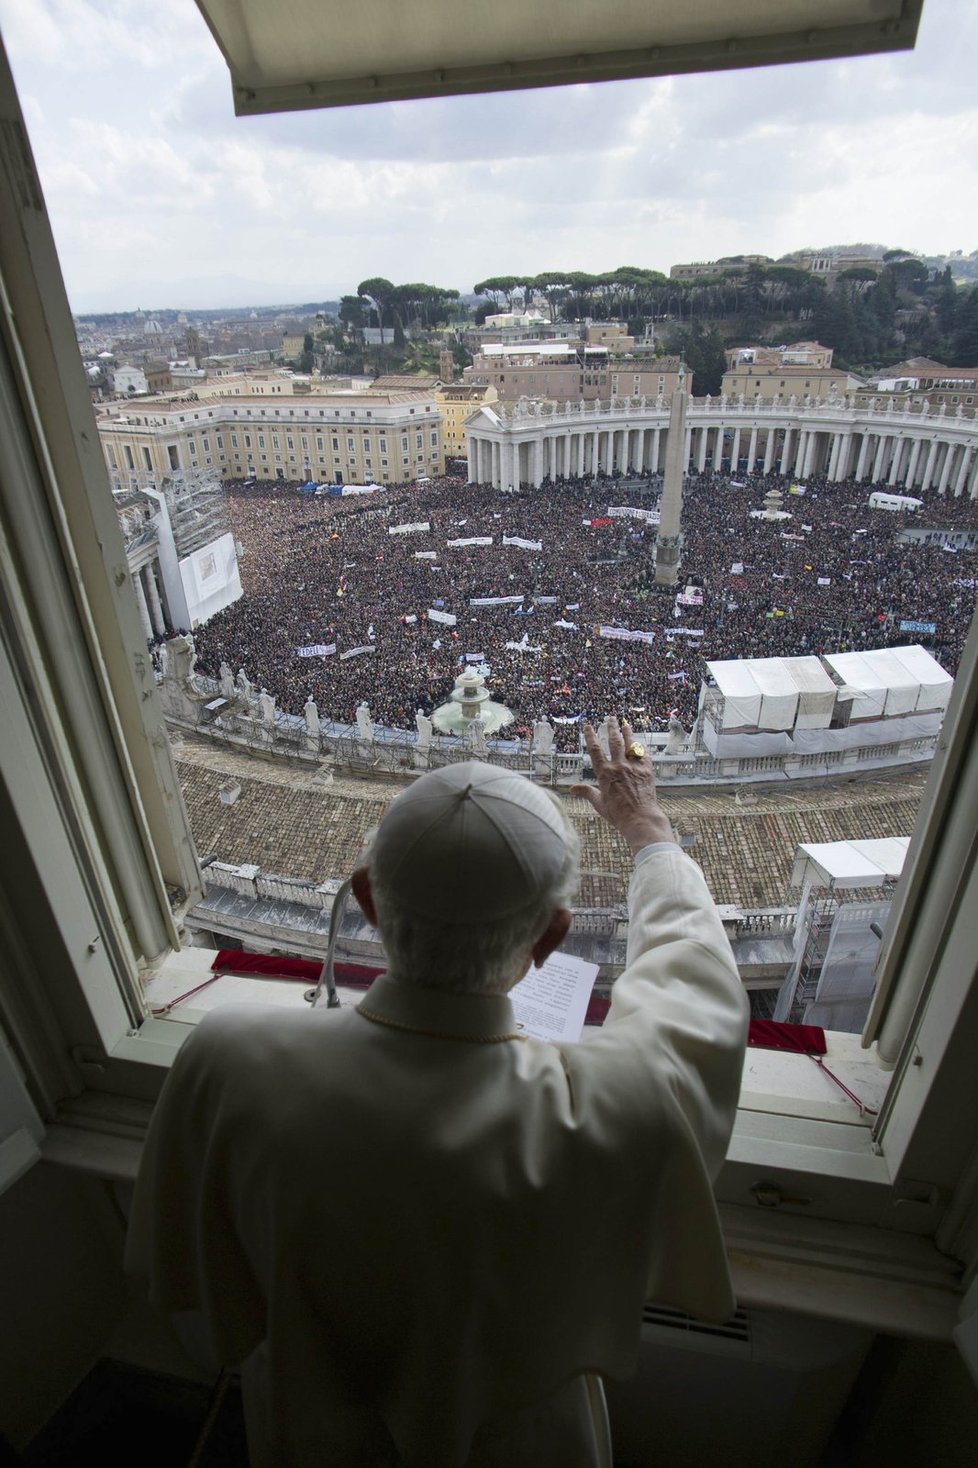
[748, 1018, 827, 1055]
[211, 950, 384, 988]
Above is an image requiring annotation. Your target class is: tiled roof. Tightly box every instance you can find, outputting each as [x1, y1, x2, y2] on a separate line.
[175, 739, 926, 911]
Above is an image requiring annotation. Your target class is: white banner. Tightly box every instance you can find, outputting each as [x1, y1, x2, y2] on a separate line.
[414, 550, 438, 559]
[503, 535, 543, 550]
[606, 506, 660, 523]
[296, 643, 336, 658]
[389, 521, 430, 536]
[447, 536, 493, 547]
[464, 652, 485, 662]
[505, 637, 542, 653]
[664, 627, 704, 638]
[403, 614, 417, 624]
[598, 626, 656, 644]
[730, 561, 745, 575]
[817, 576, 832, 586]
[676, 590, 703, 606]
[428, 608, 457, 625]
[553, 619, 578, 630]
[532, 596, 557, 606]
[469, 595, 525, 607]
[339, 645, 376, 660]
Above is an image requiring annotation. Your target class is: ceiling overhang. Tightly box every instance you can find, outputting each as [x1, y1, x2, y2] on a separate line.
[195, 1, 924, 115]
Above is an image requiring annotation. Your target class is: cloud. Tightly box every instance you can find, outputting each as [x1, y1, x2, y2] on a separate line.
[1, 0, 976, 312]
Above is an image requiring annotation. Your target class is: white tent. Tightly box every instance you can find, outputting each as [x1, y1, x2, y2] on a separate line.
[888, 644, 954, 711]
[824, 646, 951, 718]
[789, 837, 911, 890]
[705, 655, 837, 732]
[783, 657, 837, 729]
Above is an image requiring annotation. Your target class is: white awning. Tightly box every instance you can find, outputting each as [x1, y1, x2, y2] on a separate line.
[824, 646, 951, 718]
[889, 644, 954, 711]
[790, 838, 911, 890]
[195, 1, 922, 113]
[785, 656, 838, 729]
[706, 654, 838, 731]
[706, 659, 762, 728]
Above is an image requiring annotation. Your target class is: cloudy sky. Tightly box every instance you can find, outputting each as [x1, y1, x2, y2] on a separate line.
[1, 0, 976, 314]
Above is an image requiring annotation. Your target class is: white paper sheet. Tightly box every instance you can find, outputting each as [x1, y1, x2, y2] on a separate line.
[509, 952, 599, 1043]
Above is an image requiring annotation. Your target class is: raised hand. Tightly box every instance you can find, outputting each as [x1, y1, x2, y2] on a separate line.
[571, 716, 675, 854]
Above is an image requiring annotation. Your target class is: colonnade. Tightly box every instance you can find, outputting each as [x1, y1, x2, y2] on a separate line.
[130, 557, 169, 638]
[467, 398, 978, 499]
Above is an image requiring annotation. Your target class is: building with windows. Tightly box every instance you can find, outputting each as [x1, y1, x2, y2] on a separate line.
[463, 343, 687, 405]
[436, 380, 499, 459]
[722, 360, 859, 400]
[97, 389, 443, 486]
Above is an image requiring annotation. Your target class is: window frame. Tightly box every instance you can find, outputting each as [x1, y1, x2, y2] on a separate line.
[1, 27, 977, 1331]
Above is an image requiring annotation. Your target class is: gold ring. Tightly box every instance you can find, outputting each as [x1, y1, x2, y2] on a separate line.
[625, 741, 646, 760]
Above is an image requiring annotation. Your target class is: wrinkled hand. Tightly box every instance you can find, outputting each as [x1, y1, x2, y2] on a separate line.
[571, 716, 675, 854]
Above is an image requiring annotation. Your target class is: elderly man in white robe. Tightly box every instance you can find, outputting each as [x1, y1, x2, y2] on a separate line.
[126, 716, 748, 1467]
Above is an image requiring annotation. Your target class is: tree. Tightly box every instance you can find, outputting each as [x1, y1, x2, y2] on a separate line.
[530, 273, 573, 323]
[357, 277, 396, 345]
[950, 287, 978, 366]
[473, 276, 520, 310]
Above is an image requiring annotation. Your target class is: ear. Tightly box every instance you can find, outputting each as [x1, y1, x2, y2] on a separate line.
[530, 908, 572, 969]
[351, 866, 378, 928]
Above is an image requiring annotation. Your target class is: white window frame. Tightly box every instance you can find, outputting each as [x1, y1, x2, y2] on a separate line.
[1, 33, 977, 1335]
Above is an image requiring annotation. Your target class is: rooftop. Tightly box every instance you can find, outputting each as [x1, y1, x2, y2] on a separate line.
[173, 737, 927, 911]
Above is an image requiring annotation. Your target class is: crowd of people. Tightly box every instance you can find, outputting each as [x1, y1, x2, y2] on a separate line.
[188, 468, 978, 752]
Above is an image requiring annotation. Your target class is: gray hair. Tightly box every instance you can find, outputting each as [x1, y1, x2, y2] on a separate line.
[367, 790, 580, 995]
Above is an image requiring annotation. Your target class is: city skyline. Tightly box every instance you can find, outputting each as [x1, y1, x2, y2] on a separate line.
[0, 0, 975, 314]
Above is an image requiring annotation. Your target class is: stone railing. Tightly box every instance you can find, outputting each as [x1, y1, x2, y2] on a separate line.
[159, 658, 938, 791]
[498, 392, 978, 433]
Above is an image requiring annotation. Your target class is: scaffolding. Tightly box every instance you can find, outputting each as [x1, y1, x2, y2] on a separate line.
[162, 470, 232, 558]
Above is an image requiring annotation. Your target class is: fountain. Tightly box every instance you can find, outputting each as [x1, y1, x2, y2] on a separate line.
[431, 667, 515, 736]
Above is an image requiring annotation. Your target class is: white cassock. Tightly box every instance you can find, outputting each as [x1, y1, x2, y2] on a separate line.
[126, 847, 748, 1467]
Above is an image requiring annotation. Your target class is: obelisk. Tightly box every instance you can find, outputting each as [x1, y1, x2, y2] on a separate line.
[654, 361, 687, 588]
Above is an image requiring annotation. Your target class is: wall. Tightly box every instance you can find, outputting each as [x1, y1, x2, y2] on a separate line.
[0, 1164, 128, 1448]
[179, 531, 243, 628]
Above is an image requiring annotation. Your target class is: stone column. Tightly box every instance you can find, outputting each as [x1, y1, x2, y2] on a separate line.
[512, 439, 521, 489]
[132, 572, 153, 641]
[533, 437, 544, 488]
[730, 427, 741, 472]
[855, 433, 871, 481]
[143, 562, 166, 636]
[827, 433, 841, 481]
[887, 439, 904, 486]
[747, 426, 758, 471]
[780, 427, 793, 474]
[714, 425, 725, 469]
[957, 446, 975, 499]
[763, 428, 775, 473]
[905, 437, 923, 490]
[696, 428, 708, 472]
[920, 438, 939, 491]
[467, 437, 477, 484]
[803, 431, 819, 478]
[838, 432, 854, 480]
[652, 426, 661, 473]
[937, 443, 955, 496]
[954, 446, 973, 497]
[872, 435, 888, 483]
